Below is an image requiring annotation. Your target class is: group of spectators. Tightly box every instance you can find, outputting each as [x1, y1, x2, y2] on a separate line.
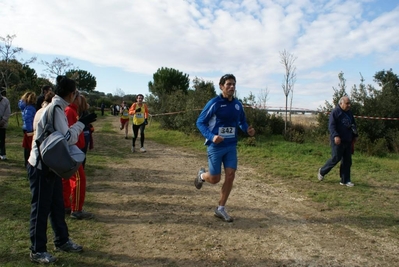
[0, 78, 97, 263]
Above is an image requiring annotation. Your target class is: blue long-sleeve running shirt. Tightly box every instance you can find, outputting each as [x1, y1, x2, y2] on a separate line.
[196, 94, 249, 147]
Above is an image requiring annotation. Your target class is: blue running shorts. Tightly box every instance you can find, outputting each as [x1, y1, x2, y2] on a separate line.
[207, 145, 237, 175]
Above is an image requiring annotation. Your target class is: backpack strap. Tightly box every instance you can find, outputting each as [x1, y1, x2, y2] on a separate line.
[35, 104, 62, 167]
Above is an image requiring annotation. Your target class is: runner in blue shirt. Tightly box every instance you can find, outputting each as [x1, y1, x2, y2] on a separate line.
[195, 74, 255, 222]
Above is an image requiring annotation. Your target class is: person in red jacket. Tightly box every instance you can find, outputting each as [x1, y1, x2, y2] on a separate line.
[63, 92, 93, 219]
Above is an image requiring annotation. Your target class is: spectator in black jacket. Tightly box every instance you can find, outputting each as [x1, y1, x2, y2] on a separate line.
[318, 96, 358, 187]
[35, 85, 52, 110]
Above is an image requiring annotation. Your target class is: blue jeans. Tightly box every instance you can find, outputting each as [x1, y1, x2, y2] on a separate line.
[320, 141, 352, 184]
[28, 164, 69, 252]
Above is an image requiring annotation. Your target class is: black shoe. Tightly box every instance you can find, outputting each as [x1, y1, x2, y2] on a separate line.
[65, 208, 71, 215]
[70, 210, 93, 220]
[55, 239, 83, 253]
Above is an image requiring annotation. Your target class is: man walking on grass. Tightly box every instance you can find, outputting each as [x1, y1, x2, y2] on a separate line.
[318, 96, 358, 187]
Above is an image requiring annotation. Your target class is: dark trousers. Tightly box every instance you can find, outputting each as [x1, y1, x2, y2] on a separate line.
[81, 132, 90, 169]
[320, 141, 352, 183]
[28, 164, 69, 253]
[0, 128, 5, 156]
[132, 123, 145, 148]
[24, 148, 30, 167]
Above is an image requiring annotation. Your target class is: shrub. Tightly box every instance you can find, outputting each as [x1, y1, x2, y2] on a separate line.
[384, 129, 399, 153]
[268, 114, 285, 135]
[284, 123, 305, 144]
[370, 138, 389, 157]
[242, 136, 256, 146]
[354, 136, 389, 156]
[243, 107, 269, 136]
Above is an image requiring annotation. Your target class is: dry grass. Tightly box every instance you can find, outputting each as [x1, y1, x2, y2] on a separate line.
[290, 114, 318, 127]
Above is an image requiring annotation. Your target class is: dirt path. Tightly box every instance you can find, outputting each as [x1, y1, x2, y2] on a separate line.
[89, 116, 399, 267]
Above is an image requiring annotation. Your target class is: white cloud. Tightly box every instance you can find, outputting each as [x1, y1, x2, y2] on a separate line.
[1, 0, 398, 109]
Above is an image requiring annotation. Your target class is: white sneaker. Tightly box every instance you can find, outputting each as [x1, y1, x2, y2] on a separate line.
[140, 147, 146, 152]
[0, 155, 7, 160]
[340, 182, 354, 187]
[317, 168, 324, 181]
[131, 147, 135, 153]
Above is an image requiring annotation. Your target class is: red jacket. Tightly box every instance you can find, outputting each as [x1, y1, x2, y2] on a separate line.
[65, 103, 85, 149]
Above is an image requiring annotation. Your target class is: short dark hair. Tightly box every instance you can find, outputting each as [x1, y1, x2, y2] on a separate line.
[219, 74, 236, 86]
[137, 94, 144, 99]
[55, 75, 76, 98]
[41, 85, 52, 94]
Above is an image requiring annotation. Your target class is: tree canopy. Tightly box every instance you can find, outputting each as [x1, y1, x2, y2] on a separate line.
[148, 67, 190, 97]
[66, 69, 97, 92]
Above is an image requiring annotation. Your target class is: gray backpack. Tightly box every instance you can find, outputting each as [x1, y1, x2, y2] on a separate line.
[35, 104, 85, 178]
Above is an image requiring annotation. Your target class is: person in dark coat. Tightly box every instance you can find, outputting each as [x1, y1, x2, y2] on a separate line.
[318, 96, 358, 187]
[36, 85, 52, 111]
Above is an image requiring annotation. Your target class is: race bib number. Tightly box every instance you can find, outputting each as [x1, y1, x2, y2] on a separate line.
[136, 113, 144, 118]
[218, 127, 235, 138]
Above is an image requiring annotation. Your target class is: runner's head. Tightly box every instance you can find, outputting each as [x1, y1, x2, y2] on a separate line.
[219, 74, 236, 100]
[219, 74, 236, 86]
[136, 94, 144, 103]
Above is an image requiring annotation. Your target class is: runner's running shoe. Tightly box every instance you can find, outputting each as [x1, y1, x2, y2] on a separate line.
[214, 207, 233, 222]
[194, 168, 205, 189]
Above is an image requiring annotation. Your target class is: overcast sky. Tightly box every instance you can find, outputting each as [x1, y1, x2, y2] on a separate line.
[1, 0, 398, 110]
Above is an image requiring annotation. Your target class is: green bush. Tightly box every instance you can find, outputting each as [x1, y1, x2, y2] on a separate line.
[354, 136, 389, 156]
[370, 138, 389, 157]
[284, 123, 305, 144]
[243, 107, 270, 136]
[268, 114, 285, 135]
[384, 128, 399, 153]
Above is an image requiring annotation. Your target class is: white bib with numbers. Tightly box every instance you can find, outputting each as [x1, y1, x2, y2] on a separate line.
[218, 127, 235, 138]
